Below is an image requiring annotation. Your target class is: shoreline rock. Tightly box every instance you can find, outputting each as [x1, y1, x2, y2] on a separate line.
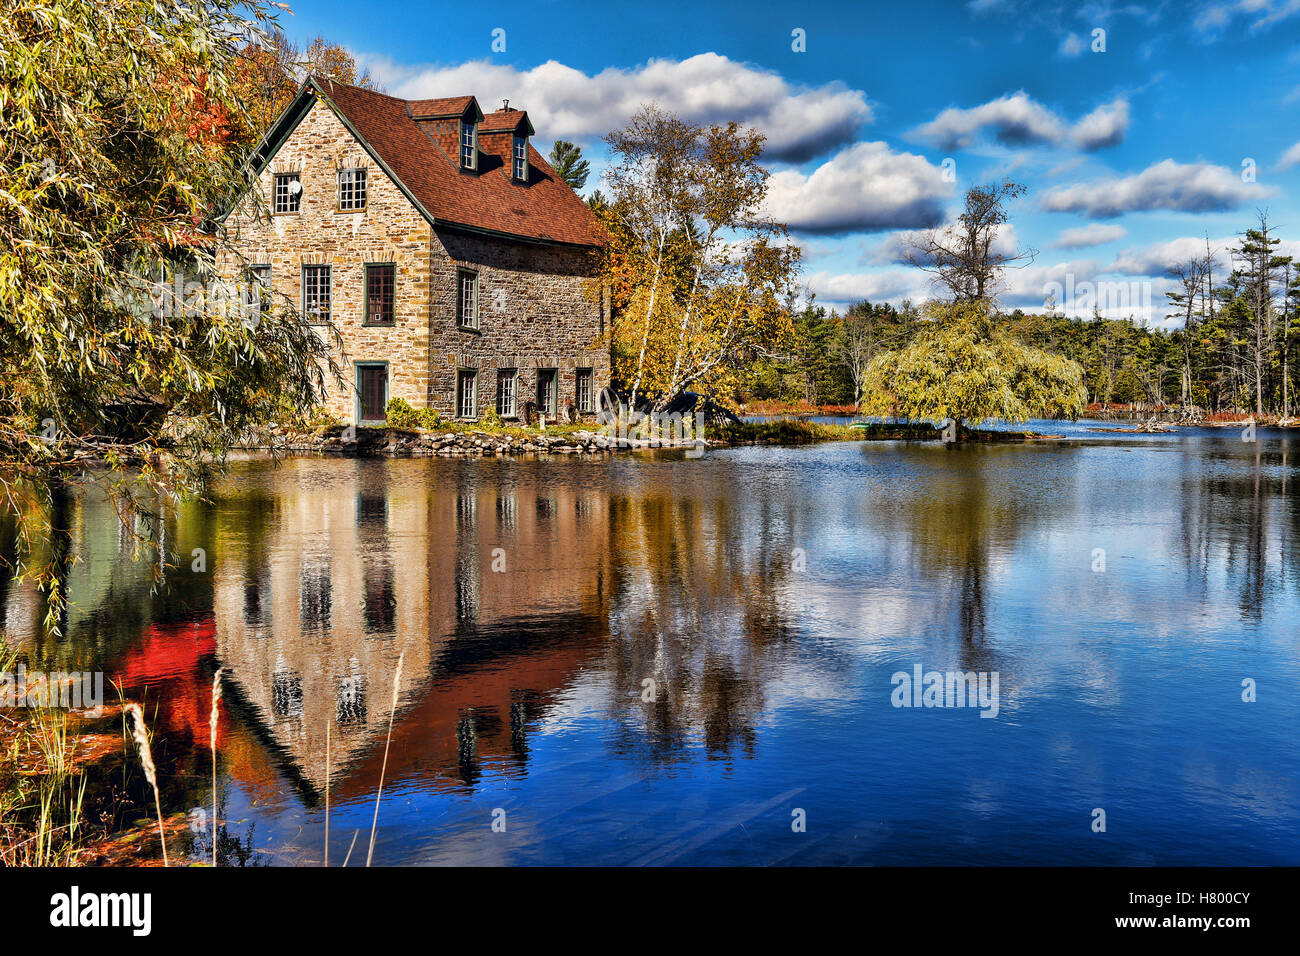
[239, 426, 709, 458]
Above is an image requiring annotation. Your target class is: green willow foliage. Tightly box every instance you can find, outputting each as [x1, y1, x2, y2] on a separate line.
[0, 0, 339, 619]
[861, 302, 1088, 429]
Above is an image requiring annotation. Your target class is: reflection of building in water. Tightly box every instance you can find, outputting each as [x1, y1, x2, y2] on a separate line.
[211, 460, 612, 797]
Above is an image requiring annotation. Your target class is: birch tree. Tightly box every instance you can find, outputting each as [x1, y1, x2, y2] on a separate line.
[600, 107, 800, 410]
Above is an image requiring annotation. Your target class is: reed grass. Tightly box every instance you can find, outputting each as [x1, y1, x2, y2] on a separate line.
[324, 717, 330, 867]
[366, 651, 404, 867]
[209, 668, 223, 867]
[124, 702, 167, 866]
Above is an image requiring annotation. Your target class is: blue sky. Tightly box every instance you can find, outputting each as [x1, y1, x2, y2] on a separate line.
[280, 0, 1300, 323]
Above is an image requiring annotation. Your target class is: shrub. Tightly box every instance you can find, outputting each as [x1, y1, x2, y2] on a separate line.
[385, 398, 440, 430]
[385, 397, 418, 428]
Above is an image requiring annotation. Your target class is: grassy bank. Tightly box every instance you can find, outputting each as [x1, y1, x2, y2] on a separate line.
[713, 419, 935, 443]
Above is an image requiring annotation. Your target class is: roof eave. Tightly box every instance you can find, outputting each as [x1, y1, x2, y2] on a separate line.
[434, 218, 603, 251]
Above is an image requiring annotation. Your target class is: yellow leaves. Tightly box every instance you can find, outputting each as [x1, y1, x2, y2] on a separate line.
[863, 302, 1087, 425]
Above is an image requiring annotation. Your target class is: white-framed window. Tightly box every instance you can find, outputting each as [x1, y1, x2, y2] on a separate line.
[575, 368, 593, 413]
[460, 121, 477, 170]
[273, 173, 301, 214]
[338, 168, 367, 210]
[302, 264, 330, 324]
[457, 368, 478, 419]
[497, 369, 517, 418]
[244, 264, 271, 318]
[457, 269, 478, 329]
[512, 136, 528, 181]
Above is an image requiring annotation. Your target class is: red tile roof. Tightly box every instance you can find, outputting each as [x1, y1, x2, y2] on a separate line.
[480, 108, 531, 134]
[407, 95, 479, 119]
[311, 77, 604, 248]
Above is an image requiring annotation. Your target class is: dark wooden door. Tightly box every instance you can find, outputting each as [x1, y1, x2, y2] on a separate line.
[359, 365, 387, 421]
[537, 369, 556, 417]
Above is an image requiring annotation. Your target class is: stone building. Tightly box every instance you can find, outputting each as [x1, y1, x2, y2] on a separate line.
[223, 75, 609, 425]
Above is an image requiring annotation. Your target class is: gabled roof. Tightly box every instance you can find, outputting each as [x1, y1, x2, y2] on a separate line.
[480, 108, 535, 137]
[253, 77, 604, 249]
[407, 95, 480, 120]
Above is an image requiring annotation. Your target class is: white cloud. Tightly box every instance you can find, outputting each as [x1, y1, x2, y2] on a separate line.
[1070, 98, 1130, 149]
[1053, 223, 1128, 249]
[912, 92, 1129, 152]
[1059, 33, 1086, 56]
[1109, 235, 1300, 275]
[1278, 141, 1300, 169]
[804, 269, 933, 309]
[864, 224, 1021, 265]
[1109, 235, 1236, 275]
[912, 92, 1063, 151]
[1195, 0, 1300, 35]
[1040, 159, 1277, 218]
[762, 142, 952, 234]
[365, 53, 871, 162]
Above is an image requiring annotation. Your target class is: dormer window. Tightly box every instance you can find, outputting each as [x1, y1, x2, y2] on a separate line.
[460, 121, 477, 170]
[512, 136, 528, 182]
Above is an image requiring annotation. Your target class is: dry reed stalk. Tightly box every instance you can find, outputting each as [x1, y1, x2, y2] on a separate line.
[366, 650, 404, 867]
[342, 829, 359, 867]
[209, 668, 224, 867]
[324, 718, 330, 867]
[124, 703, 167, 866]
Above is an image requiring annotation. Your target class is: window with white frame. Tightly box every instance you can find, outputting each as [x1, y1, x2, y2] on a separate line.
[460, 121, 477, 170]
[457, 369, 478, 419]
[497, 369, 517, 418]
[575, 368, 594, 413]
[457, 269, 478, 329]
[244, 264, 271, 319]
[302, 265, 330, 324]
[512, 136, 528, 181]
[274, 173, 301, 214]
[338, 168, 367, 210]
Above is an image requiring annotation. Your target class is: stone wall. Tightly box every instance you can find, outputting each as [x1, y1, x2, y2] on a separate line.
[223, 96, 433, 423]
[225, 95, 608, 425]
[431, 228, 609, 422]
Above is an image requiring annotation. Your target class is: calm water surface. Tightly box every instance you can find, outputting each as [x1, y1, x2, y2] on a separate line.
[4, 422, 1299, 865]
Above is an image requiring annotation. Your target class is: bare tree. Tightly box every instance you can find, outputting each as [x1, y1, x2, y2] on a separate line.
[1167, 258, 1207, 408]
[906, 180, 1036, 304]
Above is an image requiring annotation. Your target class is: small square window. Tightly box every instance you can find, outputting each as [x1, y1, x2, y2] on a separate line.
[274, 173, 301, 214]
[513, 136, 528, 181]
[365, 264, 395, 325]
[338, 168, 367, 210]
[461, 122, 477, 170]
[303, 265, 330, 325]
[497, 369, 517, 418]
[457, 369, 478, 419]
[457, 270, 478, 329]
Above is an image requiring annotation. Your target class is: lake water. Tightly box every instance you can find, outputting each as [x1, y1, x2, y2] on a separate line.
[4, 422, 1299, 865]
